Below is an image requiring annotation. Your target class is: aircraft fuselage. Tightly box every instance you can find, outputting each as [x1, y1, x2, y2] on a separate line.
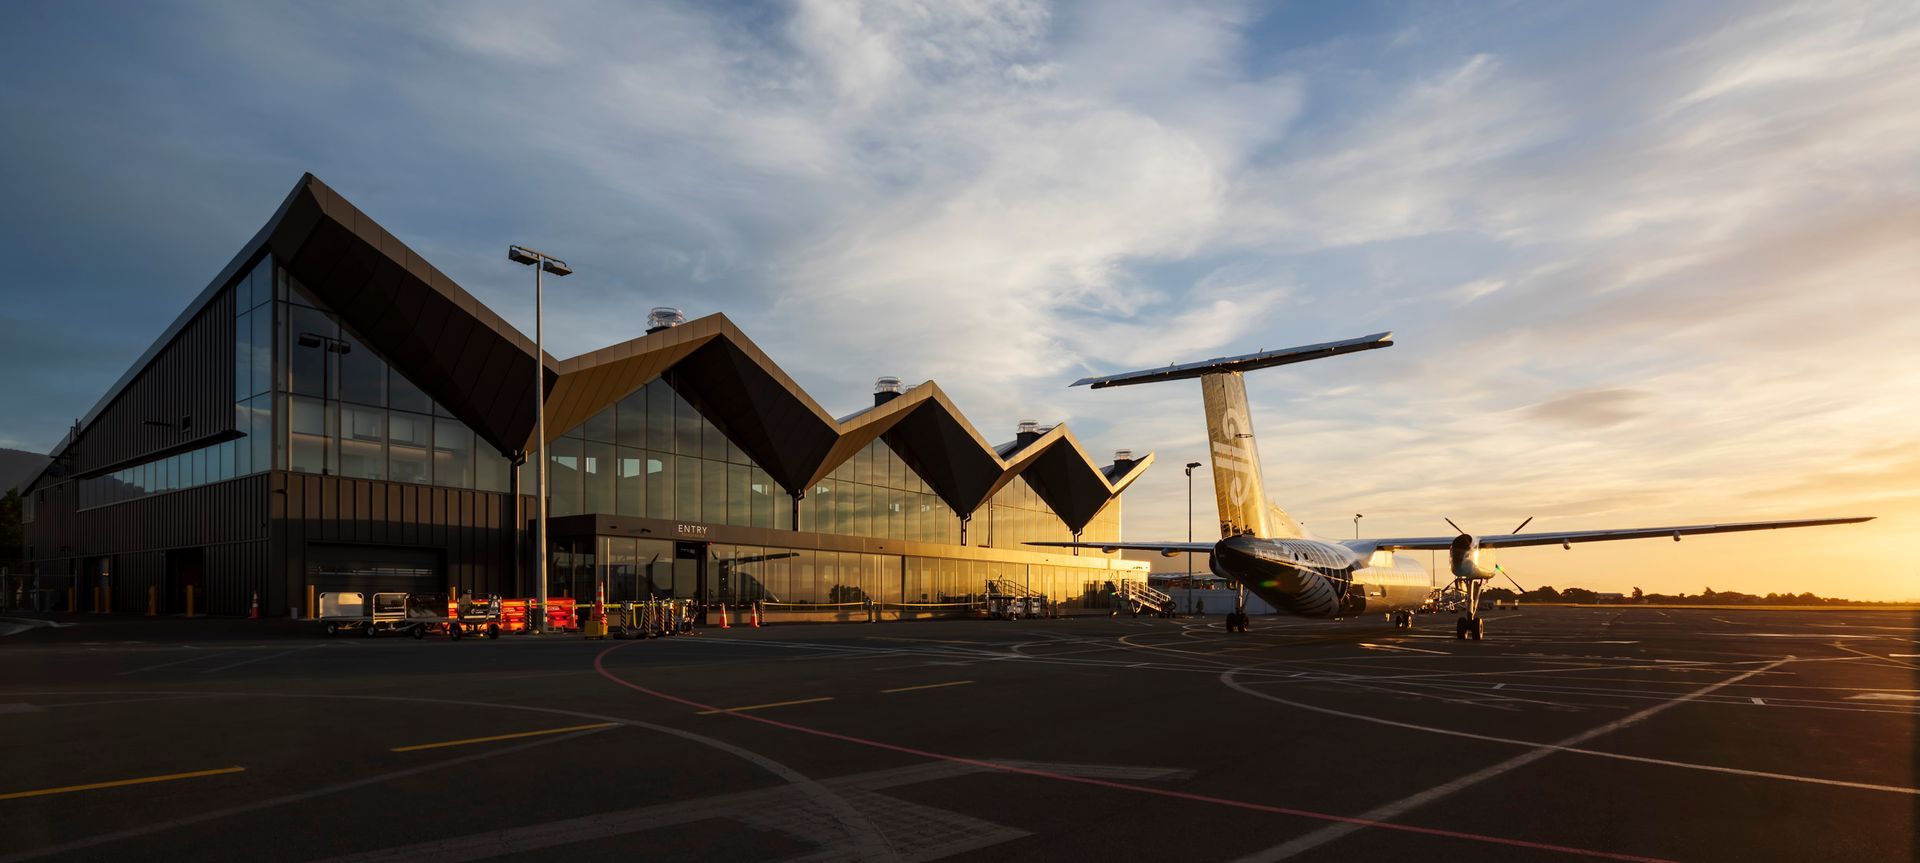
[1211, 534, 1432, 619]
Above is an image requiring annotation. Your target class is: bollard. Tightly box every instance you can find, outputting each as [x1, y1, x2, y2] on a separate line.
[67, 586, 75, 613]
[148, 586, 157, 617]
[185, 585, 196, 618]
[307, 584, 317, 620]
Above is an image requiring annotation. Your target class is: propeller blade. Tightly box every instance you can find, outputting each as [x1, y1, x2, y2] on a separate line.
[1444, 517, 1468, 536]
[1497, 565, 1529, 595]
[1510, 517, 1533, 534]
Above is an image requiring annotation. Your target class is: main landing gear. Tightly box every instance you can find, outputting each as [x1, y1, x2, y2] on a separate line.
[1388, 610, 1415, 630]
[1225, 585, 1251, 634]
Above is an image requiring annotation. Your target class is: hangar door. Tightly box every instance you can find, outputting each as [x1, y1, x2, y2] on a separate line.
[306, 544, 446, 597]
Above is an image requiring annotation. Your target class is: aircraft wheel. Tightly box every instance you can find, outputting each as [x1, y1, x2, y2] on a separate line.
[324, 623, 338, 637]
[1455, 617, 1468, 640]
[1472, 618, 1486, 640]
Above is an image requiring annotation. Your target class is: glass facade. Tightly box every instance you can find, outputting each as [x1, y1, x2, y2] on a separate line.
[280, 275, 511, 491]
[78, 257, 276, 510]
[536, 379, 796, 528]
[547, 535, 1137, 613]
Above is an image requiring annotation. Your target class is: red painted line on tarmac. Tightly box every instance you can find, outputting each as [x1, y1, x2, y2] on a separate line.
[592, 643, 1674, 863]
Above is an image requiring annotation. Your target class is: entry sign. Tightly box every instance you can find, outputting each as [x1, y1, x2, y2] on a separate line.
[676, 524, 710, 537]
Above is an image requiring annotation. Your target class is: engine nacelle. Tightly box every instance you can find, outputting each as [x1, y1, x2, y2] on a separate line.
[1450, 533, 1496, 581]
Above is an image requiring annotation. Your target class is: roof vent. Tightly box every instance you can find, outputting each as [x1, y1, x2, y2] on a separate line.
[874, 376, 903, 405]
[1016, 420, 1042, 445]
[646, 307, 686, 334]
[1113, 449, 1134, 463]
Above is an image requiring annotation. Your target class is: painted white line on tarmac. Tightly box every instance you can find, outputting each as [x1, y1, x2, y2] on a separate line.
[1232, 658, 1800, 862]
[197, 650, 294, 674]
[1221, 659, 1920, 801]
[117, 651, 232, 675]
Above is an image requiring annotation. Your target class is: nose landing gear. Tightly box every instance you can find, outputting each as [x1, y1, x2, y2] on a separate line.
[1455, 616, 1485, 640]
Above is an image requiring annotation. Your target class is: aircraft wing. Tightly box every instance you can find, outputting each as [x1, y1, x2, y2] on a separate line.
[1363, 517, 1873, 551]
[1024, 540, 1215, 555]
[1070, 332, 1393, 389]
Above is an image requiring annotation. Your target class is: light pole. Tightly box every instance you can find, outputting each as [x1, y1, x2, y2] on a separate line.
[1354, 513, 1363, 540]
[1184, 461, 1202, 609]
[509, 245, 571, 633]
[296, 332, 351, 475]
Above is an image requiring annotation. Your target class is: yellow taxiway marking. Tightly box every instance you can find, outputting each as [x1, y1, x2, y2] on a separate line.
[0, 766, 245, 801]
[881, 680, 974, 694]
[697, 696, 834, 715]
[391, 722, 616, 752]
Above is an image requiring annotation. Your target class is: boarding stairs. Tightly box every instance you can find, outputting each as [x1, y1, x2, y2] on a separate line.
[1116, 580, 1174, 616]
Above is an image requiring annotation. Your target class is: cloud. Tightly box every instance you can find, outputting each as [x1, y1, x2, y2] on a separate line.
[1520, 388, 1653, 429]
[2, 0, 1916, 597]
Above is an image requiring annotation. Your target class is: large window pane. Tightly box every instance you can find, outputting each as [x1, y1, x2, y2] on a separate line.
[582, 406, 616, 445]
[583, 440, 614, 513]
[750, 468, 774, 529]
[700, 415, 727, 462]
[645, 381, 673, 451]
[340, 405, 386, 480]
[548, 437, 582, 517]
[475, 451, 509, 494]
[250, 394, 272, 473]
[646, 456, 671, 520]
[615, 387, 647, 448]
[251, 308, 272, 398]
[235, 308, 252, 401]
[389, 366, 431, 413]
[675, 456, 700, 522]
[288, 396, 331, 475]
[337, 329, 386, 407]
[248, 257, 271, 310]
[287, 305, 336, 397]
[701, 458, 726, 524]
[672, 392, 700, 455]
[434, 419, 476, 488]
[388, 411, 432, 484]
[616, 446, 644, 517]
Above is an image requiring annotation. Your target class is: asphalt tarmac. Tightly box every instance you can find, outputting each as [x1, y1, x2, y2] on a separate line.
[2, 606, 1915, 862]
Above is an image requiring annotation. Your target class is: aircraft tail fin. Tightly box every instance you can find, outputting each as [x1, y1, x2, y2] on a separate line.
[1071, 333, 1391, 541]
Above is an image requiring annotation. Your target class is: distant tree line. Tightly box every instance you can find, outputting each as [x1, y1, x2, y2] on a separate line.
[1481, 584, 1901, 607]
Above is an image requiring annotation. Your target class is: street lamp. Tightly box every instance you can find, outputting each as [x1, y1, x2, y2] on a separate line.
[1184, 461, 1202, 609]
[508, 244, 571, 633]
[296, 332, 351, 476]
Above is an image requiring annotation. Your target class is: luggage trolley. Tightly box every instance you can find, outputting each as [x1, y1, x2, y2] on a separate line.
[318, 591, 417, 637]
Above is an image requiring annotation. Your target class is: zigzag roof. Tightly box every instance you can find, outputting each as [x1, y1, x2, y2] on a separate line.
[539, 314, 1152, 533]
[38, 173, 1149, 533]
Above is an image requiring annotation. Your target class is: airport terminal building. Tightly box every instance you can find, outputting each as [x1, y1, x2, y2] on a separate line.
[19, 174, 1151, 619]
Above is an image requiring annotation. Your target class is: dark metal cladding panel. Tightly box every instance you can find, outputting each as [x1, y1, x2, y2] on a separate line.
[1019, 441, 1112, 534]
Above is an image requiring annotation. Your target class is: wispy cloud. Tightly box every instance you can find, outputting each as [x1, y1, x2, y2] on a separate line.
[1, 1, 1914, 596]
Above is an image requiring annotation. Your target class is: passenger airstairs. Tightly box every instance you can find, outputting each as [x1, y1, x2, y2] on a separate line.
[984, 578, 1045, 618]
[1116, 580, 1174, 616]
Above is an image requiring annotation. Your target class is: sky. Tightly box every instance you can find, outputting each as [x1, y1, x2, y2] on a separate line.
[1, 1, 1915, 599]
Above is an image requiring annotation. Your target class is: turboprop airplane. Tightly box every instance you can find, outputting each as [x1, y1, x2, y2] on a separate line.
[1028, 333, 1872, 640]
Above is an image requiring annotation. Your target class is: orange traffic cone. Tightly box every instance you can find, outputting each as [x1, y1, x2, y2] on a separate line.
[248, 592, 261, 619]
[749, 602, 761, 628]
[719, 603, 731, 629]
